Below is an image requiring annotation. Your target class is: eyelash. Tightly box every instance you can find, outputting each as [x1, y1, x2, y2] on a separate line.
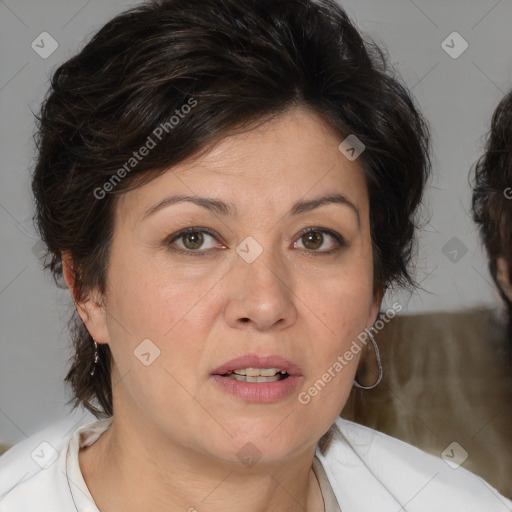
[165, 226, 346, 257]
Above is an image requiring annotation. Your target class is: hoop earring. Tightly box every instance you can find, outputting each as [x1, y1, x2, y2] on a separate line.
[90, 339, 99, 376]
[353, 330, 382, 390]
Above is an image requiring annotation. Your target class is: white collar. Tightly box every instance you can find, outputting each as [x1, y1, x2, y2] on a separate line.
[65, 416, 343, 511]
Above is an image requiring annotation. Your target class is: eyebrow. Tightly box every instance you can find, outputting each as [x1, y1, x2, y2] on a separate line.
[142, 193, 360, 226]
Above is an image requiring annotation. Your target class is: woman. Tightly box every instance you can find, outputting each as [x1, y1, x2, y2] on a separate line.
[1, 0, 510, 510]
[473, 90, 512, 343]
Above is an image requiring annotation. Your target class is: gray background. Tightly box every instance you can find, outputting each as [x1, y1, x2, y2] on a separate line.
[1, 0, 511, 445]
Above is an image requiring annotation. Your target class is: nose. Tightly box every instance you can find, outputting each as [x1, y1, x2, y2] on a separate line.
[223, 244, 298, 332]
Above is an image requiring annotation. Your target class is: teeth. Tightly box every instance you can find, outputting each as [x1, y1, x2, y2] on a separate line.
[229, 374, 282, 383]
[232, 367, 283, 377]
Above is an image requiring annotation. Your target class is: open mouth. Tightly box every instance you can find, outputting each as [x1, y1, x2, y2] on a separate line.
[222, 368, 290, 383]
[211, 358, 302, 402]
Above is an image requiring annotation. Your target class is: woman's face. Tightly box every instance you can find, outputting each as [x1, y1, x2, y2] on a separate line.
[84, 107, 379, 465]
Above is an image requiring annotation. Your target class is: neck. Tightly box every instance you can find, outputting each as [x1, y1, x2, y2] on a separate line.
[79, 412, 325, 512]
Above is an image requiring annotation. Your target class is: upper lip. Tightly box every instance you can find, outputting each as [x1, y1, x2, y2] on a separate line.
[211, 354, 303, 376]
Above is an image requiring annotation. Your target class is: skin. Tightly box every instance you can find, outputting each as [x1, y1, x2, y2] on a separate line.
[63, 107, 381, 512]
[496, 257, 512, 303]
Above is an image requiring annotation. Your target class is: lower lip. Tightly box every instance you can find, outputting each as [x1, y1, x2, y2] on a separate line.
[211, 375, 303, 403]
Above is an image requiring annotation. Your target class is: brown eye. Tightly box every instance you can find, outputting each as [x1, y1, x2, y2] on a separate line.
[181, 231, 204, 250]
[166, 227, 224, 256]
[302, 230, 324, 250]
[293, 228, 345, 254]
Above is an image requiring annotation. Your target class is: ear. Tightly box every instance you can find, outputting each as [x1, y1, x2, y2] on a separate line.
[496, 256, 512, 303]
[366, 288, 383, 329]
[62, 252, 110, 344]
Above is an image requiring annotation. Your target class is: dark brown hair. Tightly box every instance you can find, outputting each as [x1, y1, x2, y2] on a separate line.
[472, 91, 512, 338]
[31, 0, 430, 451]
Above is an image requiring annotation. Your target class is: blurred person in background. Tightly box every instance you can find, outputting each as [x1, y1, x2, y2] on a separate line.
[342, 89, 512, 500]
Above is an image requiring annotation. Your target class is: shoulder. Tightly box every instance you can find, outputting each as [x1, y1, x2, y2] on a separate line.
[317, 417, 512, 512]
[0, 415, 96, 511]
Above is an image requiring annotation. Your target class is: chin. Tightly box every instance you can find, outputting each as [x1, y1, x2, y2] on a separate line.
[227, 420, 313, 460]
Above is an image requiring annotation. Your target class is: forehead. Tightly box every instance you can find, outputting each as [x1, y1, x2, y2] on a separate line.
[116, 107, 369, 221]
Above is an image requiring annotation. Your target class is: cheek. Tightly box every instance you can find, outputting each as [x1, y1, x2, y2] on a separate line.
[319, 256, 374, 334]
[103, 250, 218, 374]
[101, 257, 212, 415]
[300, 250, 375, 383]
[106, 245, 198, 332]
[306, 287, 368, 380]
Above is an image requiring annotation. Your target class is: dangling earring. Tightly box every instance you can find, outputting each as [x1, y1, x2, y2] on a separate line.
[353, 330, 383, 390]
[90, 339, 99, 376]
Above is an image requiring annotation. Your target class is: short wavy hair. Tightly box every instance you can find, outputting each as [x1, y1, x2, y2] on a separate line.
[31, 0, 431, 450]
[472, 91, 512, 314]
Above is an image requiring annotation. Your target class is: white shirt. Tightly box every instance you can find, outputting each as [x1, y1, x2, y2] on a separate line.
[0, 415, 511, 511]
